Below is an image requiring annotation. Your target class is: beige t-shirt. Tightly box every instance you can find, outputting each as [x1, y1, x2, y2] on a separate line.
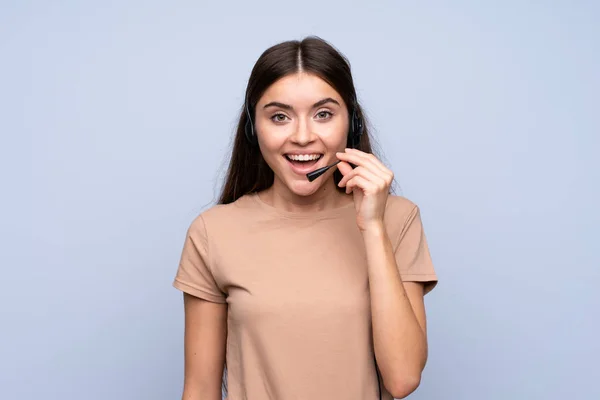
[173, 192, 438, 400]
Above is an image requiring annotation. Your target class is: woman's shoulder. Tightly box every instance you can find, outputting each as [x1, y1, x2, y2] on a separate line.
[385, 194, 419, 217]
[188, 193, 258, 230]
[384, 194, 424, 234]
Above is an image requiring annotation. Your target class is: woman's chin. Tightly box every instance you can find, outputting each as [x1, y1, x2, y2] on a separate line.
[287, 179, 321, 197]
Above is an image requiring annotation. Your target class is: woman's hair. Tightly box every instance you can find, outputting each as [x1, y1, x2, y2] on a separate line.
[217, 36, 379, 204]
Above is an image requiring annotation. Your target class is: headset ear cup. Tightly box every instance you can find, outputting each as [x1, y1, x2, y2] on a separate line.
[350, 109, 364, 148]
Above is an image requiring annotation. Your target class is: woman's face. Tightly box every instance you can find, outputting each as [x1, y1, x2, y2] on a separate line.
[254, 72, 350, 198]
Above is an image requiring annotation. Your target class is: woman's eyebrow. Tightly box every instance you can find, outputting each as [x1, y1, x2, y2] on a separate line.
[263, 101, 293, 110]
[262, 97, 341, 110]
[313, 97, 340, 108]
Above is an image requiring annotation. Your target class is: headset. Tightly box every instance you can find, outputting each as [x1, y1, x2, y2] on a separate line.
[244, 100, 364, 149]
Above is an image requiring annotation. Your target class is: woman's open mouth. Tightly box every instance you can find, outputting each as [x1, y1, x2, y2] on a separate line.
[283, 153, 324, 174]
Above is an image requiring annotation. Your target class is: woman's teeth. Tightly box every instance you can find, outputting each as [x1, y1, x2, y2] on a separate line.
[286, 154, 322, 161]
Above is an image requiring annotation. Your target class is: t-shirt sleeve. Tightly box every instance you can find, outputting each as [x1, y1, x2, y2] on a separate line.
[393, 204, 438, 294]
[172, 215, 227, 303]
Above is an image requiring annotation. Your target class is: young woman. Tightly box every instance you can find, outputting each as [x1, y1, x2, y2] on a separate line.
[173, 36, 438, 400]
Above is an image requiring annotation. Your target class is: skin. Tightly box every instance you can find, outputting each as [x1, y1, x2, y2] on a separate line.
[182, 72, 429, 400]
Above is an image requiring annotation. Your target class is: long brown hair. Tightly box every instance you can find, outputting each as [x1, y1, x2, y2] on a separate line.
[217, 36, 379, 205]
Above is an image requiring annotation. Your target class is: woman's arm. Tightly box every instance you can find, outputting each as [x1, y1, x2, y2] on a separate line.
[362, 226, 428, 399]
[335, 149, 430, 399]
[181, 293, 227, 400]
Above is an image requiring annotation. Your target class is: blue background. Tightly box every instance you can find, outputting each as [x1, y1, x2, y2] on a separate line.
[3, 1, 599, 399]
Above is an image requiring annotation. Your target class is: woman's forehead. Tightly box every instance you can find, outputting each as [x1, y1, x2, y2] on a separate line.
[258, 73, 345, 109]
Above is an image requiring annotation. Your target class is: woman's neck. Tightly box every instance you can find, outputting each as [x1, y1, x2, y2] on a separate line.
[258, 179, 353, 214]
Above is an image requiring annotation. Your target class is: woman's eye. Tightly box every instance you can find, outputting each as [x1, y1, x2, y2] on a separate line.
[316, 111, 333, 120]
[271, 113, 288, 122]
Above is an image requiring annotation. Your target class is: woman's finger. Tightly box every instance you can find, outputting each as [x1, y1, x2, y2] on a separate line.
[337, 152, 393, 188]
[336, 151, 385, 179]
[345, 175, 377, 194]
[340, 166, 387, 191]
[339, 166, 385, 189]
[336, 160, 353, 178]
[345, 148, 393, 179]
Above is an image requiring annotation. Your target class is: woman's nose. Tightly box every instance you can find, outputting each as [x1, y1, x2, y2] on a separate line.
[290, 119, 316, 144]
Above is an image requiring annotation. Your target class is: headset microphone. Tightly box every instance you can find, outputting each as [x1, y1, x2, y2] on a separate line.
[305, 160, 341, 182]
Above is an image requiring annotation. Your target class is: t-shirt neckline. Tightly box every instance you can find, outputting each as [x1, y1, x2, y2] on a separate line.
[247, 192, 355, 219]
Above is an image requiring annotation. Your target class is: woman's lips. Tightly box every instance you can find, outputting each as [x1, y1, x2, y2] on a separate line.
[283, 155, 324, 175]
